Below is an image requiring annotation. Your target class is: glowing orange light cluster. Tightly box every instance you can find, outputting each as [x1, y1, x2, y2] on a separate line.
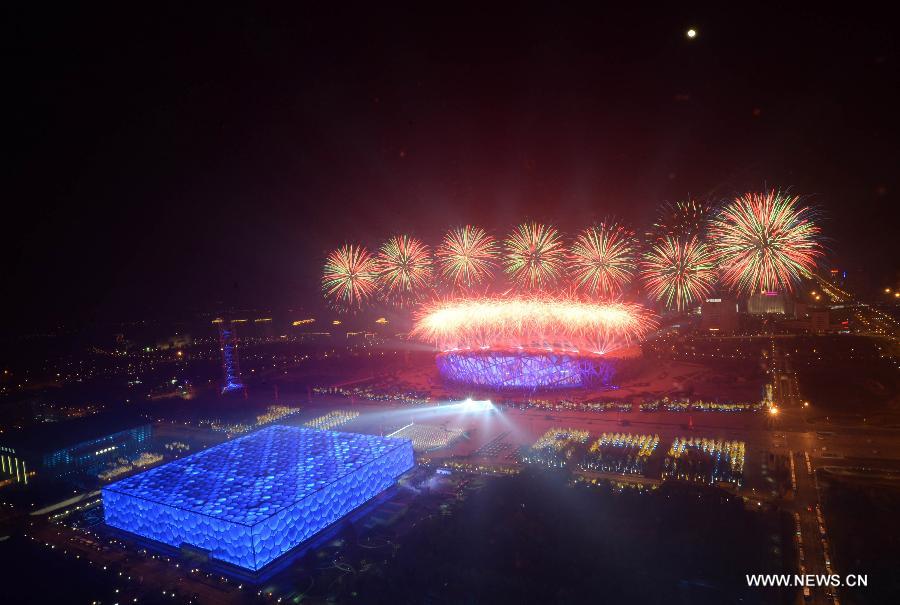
[412, 296, 657, 355]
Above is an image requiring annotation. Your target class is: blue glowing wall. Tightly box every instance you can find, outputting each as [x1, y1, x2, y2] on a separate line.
[102, 426, 414, 571]
[436, 351, 617, 390]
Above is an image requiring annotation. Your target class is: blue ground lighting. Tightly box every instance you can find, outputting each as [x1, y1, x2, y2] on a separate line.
[102, 425, 415, 571]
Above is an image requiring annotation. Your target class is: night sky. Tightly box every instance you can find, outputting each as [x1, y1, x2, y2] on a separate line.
[6, 6, 899, 327]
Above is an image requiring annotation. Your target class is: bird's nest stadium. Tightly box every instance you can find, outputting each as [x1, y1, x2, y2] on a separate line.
[412, 297, 655, 391]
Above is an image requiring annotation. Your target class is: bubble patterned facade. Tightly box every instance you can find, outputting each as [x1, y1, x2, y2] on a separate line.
[436, 351, 617, 390]
[102, 425, 414, 571]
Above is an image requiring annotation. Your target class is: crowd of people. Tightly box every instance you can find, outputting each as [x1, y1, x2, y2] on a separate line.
[521, 428, 591, 468]
[501, 398, 632, 413]
[313, 385, 430, 406]
[663, 437, 746, 485]
[98, 452, 164, 481]
[303, 409, 360, 430]
[207, 404, 301, 434]
[255, 405, 301, 425]
[516, 430, 746, 487]
[639, 398, 761, 413]
[582, 432, 660, 475]
[388, 423, 465, 452]
[314, 383, 762, 416]
[472, 431, 516, 460]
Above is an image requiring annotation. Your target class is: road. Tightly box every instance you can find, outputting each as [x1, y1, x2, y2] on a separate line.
[788, 449, 834, 605]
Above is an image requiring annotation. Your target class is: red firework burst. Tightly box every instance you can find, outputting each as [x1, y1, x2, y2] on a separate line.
[709, 191, 823, 294]
[503, 222, 566, 290]
[641, 236, 717, 311]
[569, 223, 636, 298]
[322, 244, 378, 311]
[376, 234, 433, 306]
[412, 295, 656, 355]
[436, 225, 499, 289]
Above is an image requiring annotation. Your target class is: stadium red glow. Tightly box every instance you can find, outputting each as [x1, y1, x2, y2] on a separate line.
[411, 296, 656, 355]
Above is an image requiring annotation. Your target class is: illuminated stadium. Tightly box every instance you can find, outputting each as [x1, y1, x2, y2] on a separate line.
[412, 297, 654, 390]
[102, 426, 415, 571]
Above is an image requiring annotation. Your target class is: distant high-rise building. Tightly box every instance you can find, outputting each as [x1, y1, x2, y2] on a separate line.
[829, 267, 846, 285]
[809, 309, 830, 333]
[217, 321, 244, 393]
[747, 291, 792, 315]
[700, 298, 739, 332]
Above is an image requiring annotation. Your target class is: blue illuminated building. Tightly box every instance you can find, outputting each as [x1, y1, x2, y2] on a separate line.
[436, 351, 617, 390]
[0, 417, 151, 480]
[102, 425, 415, 571]
[43, 424, 152, 476]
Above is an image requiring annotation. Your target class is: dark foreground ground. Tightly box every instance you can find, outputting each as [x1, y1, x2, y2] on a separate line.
[820, 469, 900, 605]
[352, 470, 795, 605]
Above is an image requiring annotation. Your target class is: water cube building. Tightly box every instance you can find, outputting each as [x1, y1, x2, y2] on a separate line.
[102, 425, 414, 571]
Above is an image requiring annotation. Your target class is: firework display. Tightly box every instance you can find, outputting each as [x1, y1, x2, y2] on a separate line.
[569, 223, 636, 298]
[709, 191, 822, 294]
[412, 296, 655, 354]
[320, 191, 824, 316]
[650, 199, 712, 240]
[413, 296, 655, 390]
[375, 234, 433, 306]
[641, 236, 717, 311]
[322, 244, 378, 311]
[436, 225, 499, 289]
[503, 223, 567, 290]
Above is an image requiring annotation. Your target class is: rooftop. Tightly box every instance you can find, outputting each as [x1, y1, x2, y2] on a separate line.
[103, 425, 411, 526]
